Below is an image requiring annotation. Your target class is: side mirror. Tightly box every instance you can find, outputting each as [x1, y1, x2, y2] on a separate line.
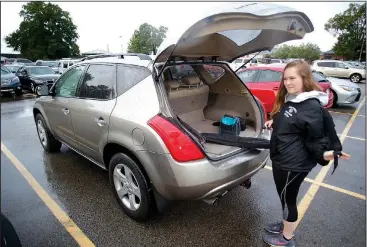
[39, 85, 50, 96]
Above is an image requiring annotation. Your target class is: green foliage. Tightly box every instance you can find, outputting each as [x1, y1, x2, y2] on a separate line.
[271, 43, 321, 61]
[4, 1, 80, 60]
[127, 23, 168, 54]
[325, 3, 366, 60]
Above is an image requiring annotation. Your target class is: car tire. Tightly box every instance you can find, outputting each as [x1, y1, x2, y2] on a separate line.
[350, 73, 362, 83]
[35, 114, 62, 153]
[35, 85, 42, 96]
[30, 82, 35, 94]
[14, 89, 23, 96]
[109, 153, 154, 222]
[331, 90, 338, 108]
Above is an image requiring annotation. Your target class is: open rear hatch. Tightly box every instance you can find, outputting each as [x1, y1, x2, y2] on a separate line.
[152, 2, 314, 159]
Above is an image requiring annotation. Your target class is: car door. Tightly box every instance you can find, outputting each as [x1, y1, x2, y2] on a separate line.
[334, 61, 350, 78]
[252, 69, 282, 112]
[41, 65, 87, 149]
[71, 63, 117, 163]
[319, 62, 336, 77]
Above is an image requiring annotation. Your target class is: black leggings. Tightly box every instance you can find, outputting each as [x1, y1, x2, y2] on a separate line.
[272, 167, 309, 222]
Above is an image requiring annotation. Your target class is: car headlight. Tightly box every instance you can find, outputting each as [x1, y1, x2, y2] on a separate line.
[10, 77, 19, 83]
[340, 85, 356, 91]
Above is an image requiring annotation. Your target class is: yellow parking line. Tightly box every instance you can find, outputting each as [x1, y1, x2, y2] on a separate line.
[329, 111, 365, 118]
[1, 142, 95, 247]
[337, 133, 366, 141]
[296, 97, 366, 229]
[263, 166, 365, 200]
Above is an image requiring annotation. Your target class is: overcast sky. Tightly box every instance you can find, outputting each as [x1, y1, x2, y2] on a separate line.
[1, 1, 353, 54]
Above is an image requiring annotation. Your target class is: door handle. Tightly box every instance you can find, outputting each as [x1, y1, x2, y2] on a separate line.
[62, 108, 69, 115]
[94, 117, 107, 127]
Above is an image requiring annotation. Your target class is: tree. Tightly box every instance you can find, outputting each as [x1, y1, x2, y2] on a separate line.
[271, 43, 321, 61]
[127, 23, 168, 55]
[325, 3, 366, 60]
[4, 2, 80, 60]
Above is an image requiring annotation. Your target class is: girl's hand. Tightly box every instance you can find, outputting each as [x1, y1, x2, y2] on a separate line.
[264, 119, 273, 130]
[323, 151, 351, 161]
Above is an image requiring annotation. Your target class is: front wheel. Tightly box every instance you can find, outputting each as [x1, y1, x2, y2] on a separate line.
[35, 85, 42, 96]
[35, 114, 62, 152]
[350, 73, 362, 83]
[331, 90, 338, 108]
[109, 153, 155, 222]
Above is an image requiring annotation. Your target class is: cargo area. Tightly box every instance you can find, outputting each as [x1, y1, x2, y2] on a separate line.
[163, 69, 261, 158]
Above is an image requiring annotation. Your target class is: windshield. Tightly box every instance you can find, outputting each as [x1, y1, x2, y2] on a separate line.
[1, 66, 10, 74]
[313, 71, 328, 82]
[5, 65, 22, 72]
[43, 61, 58, 67]
[28, 67, 55, 75]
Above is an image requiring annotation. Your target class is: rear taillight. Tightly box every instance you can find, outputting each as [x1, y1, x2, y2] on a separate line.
[148, 115, 205, 162]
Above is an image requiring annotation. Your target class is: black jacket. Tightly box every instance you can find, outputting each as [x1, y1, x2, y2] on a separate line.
[270, 98, 329, 172]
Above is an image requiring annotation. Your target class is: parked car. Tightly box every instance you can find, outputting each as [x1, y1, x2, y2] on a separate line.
[313, 72, 361, 106]
[15, 65, 60, 95]
[3, 58, 33, 65]
[33, 2, 314, 221]
[237, 64, 334, 114]
[4, 64, 23, 73]
[311, 60, 366, 83]
[35, 60, 60, 73]
[1, 65, 22, 96]
[57, 59, 80, 74]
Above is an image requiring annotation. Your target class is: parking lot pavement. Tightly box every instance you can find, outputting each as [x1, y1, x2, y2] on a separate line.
[1, 89, 365, 247]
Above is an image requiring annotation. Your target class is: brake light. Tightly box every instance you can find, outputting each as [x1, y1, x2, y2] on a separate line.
[148, 115, 205, 162]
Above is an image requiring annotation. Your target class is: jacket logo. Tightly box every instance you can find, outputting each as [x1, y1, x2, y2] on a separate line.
[284, 106, 297, 118]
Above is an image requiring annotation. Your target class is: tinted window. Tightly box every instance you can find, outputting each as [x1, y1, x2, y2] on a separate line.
[203, 65, 225, 82]
[170, 64, 197, 81]
[55, 65, 86, 97]
[312, 72, 328, 82]
[335, 62, 348, 69]
[79, 64, 116, 100]
[116, 65, 150, 96]
[317, 62, 334, 68]
[237, 69, 259, 83]
[257, 70, 282, 82]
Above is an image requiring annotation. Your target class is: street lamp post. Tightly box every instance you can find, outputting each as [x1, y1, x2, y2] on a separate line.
[119, 36, 123, 53]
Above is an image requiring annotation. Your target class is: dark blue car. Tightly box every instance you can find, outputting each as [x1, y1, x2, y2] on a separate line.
[1, 65, 22, 96]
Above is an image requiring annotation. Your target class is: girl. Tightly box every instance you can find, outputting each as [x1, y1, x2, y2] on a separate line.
[262, 60, 350, 247]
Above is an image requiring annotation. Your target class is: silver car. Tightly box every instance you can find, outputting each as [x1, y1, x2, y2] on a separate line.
[33, 2, 313, 221]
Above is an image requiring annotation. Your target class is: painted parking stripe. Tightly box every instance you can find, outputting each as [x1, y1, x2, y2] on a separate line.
[1, 142, 95, 247]
[264, 166, 365, 200]
[329, 111, 365, 118]
[337, 134, 366, 141]
[295, 97, 365, 229]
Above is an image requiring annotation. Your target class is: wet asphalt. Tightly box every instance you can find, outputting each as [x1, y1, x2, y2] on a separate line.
[1, 81, 366, 247]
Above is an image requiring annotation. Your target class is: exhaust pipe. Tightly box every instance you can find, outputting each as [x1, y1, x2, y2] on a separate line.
[202, 191, 228, 205]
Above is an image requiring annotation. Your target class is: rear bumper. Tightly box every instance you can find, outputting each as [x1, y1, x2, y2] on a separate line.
[138, 132, 271, 201]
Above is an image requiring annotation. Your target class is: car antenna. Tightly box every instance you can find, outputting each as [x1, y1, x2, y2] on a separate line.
[234, 51, 262, 73]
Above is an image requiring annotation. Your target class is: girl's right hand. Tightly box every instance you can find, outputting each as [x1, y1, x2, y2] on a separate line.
[264, 119, 273, 129]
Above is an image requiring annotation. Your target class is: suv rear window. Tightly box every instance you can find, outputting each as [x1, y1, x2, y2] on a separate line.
[116, 65, 151, 96]
[203, 65, 225, 82]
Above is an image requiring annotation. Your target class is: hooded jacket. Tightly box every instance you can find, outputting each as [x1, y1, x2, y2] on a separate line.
[270, 91, 329, 172]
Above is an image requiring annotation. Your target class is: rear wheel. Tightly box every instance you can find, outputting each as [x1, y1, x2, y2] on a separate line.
[109, 153, 154, 222]
[35, 114, 62, 152]
[350, 73, 362, 83]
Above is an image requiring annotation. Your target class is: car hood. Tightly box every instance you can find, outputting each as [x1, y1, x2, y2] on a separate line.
[30, 74, 60, 81]
[1, 73, 17, 81]
[154, 2, 314, 64]
[326, 77, 360, 89]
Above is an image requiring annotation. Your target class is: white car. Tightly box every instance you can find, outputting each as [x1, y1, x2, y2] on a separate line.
[313, 72, 361, 106]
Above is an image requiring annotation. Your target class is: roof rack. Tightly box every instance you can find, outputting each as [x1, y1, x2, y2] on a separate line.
[79, 53, 152, 62]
